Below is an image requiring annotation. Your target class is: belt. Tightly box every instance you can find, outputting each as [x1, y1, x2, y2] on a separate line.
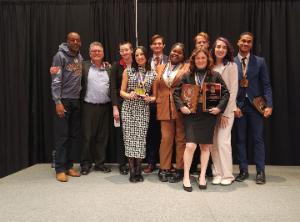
[84, 101, 110, 106]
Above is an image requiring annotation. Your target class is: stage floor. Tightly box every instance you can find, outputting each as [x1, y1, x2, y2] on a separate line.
[0, 164, 299, 222]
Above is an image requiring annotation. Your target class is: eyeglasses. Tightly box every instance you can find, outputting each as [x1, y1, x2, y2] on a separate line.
[91, 50, 102, 53]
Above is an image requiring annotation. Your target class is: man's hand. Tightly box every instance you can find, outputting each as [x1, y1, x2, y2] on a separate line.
[113, 106, 120, 121]
[56, 103, 65, 118]
[234, 107, 243, 118]
[264, 107, 273, 118]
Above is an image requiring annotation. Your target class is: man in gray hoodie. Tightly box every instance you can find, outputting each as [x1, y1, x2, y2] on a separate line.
[51, 32, 83, 182]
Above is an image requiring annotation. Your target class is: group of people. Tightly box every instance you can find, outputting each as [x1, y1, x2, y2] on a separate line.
[50, 31, 273, 193]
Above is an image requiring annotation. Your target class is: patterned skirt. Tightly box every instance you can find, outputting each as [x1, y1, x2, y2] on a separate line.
[121, 99, 150, 158]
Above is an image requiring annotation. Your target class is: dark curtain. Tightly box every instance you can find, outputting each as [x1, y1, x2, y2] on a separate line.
[1, 0, 299, 178]
[0, 0, 135, 178]
[138, 0, 300, 165]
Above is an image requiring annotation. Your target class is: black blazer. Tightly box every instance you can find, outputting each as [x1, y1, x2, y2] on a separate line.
[109, 61, 125, 106]
[173, 70, 230, 112]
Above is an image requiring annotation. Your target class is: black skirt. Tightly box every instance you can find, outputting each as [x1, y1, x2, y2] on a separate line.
[183, 104, 217, 144]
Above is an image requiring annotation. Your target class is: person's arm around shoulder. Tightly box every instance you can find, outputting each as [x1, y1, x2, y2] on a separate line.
[51, 52, 65, 118]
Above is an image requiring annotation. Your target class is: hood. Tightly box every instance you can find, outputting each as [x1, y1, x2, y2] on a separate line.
[58, 42, 77, 57]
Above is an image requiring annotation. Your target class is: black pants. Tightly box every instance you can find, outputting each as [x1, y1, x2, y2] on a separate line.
[115, 104, 127, 166]
[146, 104, 161, 166]
[80, 102, 110, 167]
[54, 99, 80, 173]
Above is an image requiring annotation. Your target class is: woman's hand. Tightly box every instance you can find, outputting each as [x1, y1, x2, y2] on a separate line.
[209, 107, 221, 115]
[180, 106, 191, 115]
[219, 115, 229, 128]
[128, 91, 138, 100]
[143, 94, 154, 103]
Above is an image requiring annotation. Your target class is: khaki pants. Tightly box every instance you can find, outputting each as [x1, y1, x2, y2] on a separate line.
[159, 117, 185, 170]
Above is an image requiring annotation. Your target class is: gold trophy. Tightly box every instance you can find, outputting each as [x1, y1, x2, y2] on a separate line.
[135, 72, 146, 96]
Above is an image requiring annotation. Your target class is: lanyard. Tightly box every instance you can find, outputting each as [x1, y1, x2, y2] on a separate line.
[195, 71, 207, 91]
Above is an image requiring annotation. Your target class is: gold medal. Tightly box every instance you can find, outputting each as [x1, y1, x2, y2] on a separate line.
[240, 77, 248, 88]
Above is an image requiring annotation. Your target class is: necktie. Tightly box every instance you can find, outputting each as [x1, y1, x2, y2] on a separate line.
[241, 57, 247, 74]
[154, 57, 161, 67]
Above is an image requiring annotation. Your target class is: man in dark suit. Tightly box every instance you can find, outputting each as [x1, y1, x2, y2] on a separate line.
[234, 32, 273, 184]
[80, 41, 111, 175]
[143, 34, 168, 173]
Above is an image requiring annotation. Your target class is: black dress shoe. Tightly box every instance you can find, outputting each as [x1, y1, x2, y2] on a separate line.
[129, 175, 138, 183]
[119, 165, 129, 175]
[80, 165, 91, 175]
[158, 169, 172, 182]
[235, 171, 249, 182]
[168, 169, 184, 183]
[135, 174, 144, 182]
[94, 165, 111, 173]
[183, 184, 193, 192]
[256, 171, 266, 184]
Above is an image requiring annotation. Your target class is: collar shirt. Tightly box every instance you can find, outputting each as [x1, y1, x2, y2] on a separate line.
[238, 52, 250, 72]
[84, 63, 111, 104]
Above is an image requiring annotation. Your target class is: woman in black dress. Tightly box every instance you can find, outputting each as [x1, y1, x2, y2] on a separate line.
[173, 48, 229, 191]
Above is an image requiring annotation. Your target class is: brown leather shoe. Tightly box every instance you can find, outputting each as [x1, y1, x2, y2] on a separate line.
[67, 168, 81, 177]
[143, 164, 154, 173]
[56, 172, 68, 182]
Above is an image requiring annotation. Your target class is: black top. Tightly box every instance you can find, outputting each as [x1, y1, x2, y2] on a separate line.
[173, 70, 230, 112]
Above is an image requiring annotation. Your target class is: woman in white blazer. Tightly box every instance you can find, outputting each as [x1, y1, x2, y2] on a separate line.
[210, 37, 238, 185]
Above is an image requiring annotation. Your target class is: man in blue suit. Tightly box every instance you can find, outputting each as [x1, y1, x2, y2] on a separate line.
[234, 32, 273, 184]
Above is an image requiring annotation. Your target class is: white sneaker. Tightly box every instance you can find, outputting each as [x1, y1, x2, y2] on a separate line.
[221, 178, 233, 186]
[212, 176, 222, 185]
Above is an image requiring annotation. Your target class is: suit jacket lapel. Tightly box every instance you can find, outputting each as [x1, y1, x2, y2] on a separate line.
[246, 54, 255, 79]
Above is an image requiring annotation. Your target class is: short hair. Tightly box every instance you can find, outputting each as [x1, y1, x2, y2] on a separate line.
[194, 32, 210, 43]
[119, 41, 133, 50]
[170, 42, 185, 61]
[189, 48, 214, 73]
[239, 32, 254, 40]
[66, 32, 80, 41]
[132, 46, 151, 71]
[211, 37, 234, 65]
[150, 34, 165, 45]
[89, 41, 103, 52]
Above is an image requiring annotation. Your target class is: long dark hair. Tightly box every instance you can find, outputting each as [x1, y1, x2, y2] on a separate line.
[211, 37, 234, 65]
[132, 46, 151, 71]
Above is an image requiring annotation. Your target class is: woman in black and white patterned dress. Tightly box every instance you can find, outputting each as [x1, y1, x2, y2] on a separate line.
[120, 46, 156, 183]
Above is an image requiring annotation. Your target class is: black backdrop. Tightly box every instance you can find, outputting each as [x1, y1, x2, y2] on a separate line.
[1, 0, 299, 178]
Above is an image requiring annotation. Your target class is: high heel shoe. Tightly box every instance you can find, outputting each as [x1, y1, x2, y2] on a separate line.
[198, 180, 207, 190]
[183, 184, 193, 192]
